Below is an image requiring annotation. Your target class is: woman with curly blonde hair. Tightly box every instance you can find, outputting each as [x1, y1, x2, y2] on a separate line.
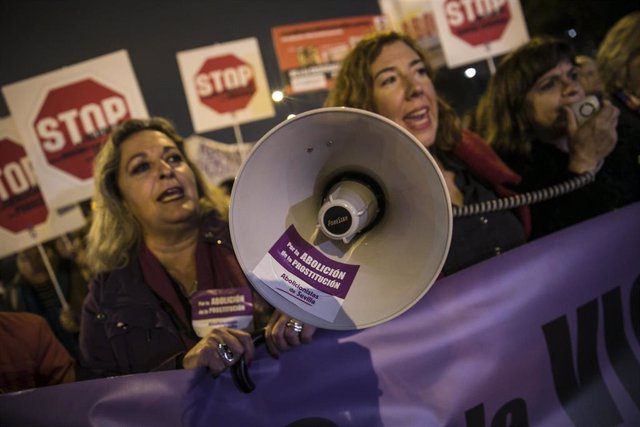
[86, 117, 229, 274]
[81, 117, 315, 378]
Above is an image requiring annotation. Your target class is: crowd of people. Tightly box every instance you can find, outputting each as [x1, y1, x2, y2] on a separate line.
[1, 11, 639, 394]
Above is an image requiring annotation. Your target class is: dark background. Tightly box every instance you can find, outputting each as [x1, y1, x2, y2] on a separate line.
[0, 0, 637, 144]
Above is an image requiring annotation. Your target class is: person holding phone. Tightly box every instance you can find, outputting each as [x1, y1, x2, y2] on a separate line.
[472, 36, 622, 239]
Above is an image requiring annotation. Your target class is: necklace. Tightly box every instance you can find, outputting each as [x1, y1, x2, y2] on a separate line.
[185, 280, 198, 297]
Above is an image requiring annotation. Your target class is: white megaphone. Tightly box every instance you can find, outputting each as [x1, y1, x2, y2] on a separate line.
[230, 107, 451, 330]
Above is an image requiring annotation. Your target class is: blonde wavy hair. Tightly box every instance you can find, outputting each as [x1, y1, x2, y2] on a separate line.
[325, 31, 461, 151]
[596, 11, 640, 95]
[86, 117, 229, 274]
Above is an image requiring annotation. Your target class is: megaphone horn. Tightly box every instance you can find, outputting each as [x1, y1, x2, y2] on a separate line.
[230, 107, 452, 330]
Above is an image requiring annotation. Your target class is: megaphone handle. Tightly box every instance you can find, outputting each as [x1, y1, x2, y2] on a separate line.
[231, 328, 266, 393]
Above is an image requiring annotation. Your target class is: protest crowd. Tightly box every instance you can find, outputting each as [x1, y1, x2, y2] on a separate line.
[0, 2, 638, 426]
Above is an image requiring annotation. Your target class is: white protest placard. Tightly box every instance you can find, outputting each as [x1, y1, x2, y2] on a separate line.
[431, 0, 529, 68]
[183, 135, 253, 186]
[177, 37, 275, 133]
[0, 117, 86, 258]
[1, 50, 149, 210]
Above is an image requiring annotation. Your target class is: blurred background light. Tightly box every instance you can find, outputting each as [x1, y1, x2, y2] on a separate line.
[271, 90, 284, 102]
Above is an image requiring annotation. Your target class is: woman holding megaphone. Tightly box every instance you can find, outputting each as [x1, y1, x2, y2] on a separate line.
[80, 117, 315, 378]
[326, 32, 528, 275]
[473, 36, 623, 239]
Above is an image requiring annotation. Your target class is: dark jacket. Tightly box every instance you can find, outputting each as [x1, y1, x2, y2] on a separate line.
[441, 130, 529, 275]
[79, 213, 271, 377]
[601, 91, 640, 207]
[9, 258, 87, 359]
[494, 91, 640, 239]
[498, 141, 621, 239]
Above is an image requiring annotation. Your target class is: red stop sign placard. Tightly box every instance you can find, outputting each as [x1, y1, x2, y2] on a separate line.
[445, 0, 511, 46]
[195, 55, 256, 113]
[0, 138, 48, 233]
[33, 78, 131, 180]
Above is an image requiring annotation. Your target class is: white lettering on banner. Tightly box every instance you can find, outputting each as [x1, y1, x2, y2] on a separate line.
[199, 304, 246, 315]
[195, 65, 253, 97]
[299, 252, 347, 280]
[291, 259, 342, 289]
[446, 0, 508, 26]
[36, 96, 127, 152]
[0, 157, 37, 201]
[210, 295, 245, 305]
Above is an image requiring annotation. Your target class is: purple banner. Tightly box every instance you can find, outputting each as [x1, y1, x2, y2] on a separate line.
[2, 203, 639, 426]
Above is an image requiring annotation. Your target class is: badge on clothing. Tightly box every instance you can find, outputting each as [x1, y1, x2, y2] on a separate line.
[191, 288, 254, 337]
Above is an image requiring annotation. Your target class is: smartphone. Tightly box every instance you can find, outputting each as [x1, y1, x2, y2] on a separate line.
[570, 95, 601, 126]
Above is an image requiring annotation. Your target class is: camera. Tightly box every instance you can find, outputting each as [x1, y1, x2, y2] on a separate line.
[570, 95, 601, 126]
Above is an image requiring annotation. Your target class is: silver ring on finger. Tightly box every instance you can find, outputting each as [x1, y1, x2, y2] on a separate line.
[217, 342, 235, 364]
[286, 319, 304, 333]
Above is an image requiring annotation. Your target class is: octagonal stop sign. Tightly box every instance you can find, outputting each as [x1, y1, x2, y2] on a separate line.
[195, 55, 256, 113]
[446, 0, 511, 46]
[33, 78, 131, 180]
[0, 138, 48, 233]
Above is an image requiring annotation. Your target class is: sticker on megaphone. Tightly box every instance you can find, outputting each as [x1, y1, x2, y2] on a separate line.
[252, 224, 359, 322]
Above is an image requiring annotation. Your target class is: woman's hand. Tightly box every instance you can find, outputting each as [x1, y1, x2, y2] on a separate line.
[263, 310, 316, 359]
[182, 327, 254, 376]
[565, 99, 619, 174]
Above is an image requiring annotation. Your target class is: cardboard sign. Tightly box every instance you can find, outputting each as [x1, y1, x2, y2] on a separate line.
[183, 135, 253, 187]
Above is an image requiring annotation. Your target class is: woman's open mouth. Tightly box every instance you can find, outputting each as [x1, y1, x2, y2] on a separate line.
[157, 187, 184, 202]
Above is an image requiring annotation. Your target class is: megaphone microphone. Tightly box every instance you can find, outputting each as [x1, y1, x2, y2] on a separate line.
[317, 172, 385, 244]
[230, 107, 451, 330]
